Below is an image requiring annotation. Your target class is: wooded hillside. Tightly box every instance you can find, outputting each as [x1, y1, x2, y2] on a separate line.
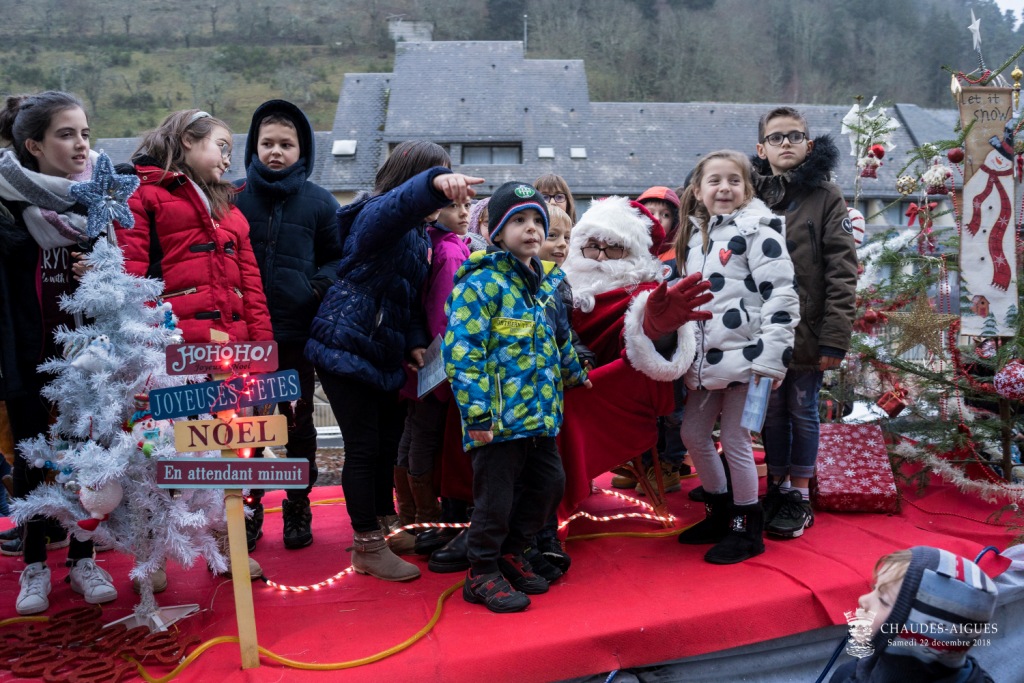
[0, 0, 1020, 138]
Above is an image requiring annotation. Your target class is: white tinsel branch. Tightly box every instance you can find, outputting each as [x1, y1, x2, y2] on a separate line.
[891, 441, 1024, 507]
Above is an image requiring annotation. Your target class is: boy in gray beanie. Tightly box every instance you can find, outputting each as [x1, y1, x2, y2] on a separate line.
[832, 546, 998, 683]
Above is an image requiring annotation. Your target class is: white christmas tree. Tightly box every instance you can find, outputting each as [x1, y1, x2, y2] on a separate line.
[11, 153, 228, 621]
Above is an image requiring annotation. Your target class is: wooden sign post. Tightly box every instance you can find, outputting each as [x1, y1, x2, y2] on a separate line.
[159, 336, 306, 670]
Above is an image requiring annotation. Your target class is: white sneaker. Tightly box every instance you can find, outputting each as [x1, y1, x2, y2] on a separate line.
[68, 559, 117, 604]
[16, 562, 51, 615]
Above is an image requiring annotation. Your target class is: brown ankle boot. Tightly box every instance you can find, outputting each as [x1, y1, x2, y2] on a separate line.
[350, 529, 420, 581]
[379, 514, 417, 555]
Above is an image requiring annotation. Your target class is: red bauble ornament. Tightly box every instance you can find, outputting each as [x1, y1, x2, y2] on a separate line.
[994, 360, 1024, 400]
[870, 144, 886, 159]
[947, 148, 965, 164]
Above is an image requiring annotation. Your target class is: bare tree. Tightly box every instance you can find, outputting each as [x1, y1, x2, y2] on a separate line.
[275, 66, 316, 104]
[77, 56, 106, 114]
[210, 3, 219, 38]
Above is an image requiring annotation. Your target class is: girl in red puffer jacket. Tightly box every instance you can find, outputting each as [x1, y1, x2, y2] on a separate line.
[116, 109, 272, 344]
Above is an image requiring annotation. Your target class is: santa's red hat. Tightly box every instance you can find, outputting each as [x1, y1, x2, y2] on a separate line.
[572, 196, 666, 258]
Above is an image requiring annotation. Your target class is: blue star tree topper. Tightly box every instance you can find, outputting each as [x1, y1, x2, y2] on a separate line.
[69, 151, 140, 242]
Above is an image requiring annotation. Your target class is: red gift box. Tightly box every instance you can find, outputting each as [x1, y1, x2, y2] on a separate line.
[876, 387, 908, 418]
[813, 423, 899, 513]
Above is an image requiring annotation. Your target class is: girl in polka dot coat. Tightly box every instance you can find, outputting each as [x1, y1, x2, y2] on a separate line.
[672, 149, 799, 565]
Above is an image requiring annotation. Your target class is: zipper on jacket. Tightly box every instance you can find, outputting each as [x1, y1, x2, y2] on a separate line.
[493, 368, 504, 431]
[695, 233, 712, 387]
[162, 286, 198, 299]
[368, 306, 384, 340]
[806, 220, 820, 264]
[234, 287, 243, 299]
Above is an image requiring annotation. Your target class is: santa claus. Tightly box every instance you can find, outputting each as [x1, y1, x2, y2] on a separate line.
[557, 196, 712, 517]
[426, 197, 711, 572]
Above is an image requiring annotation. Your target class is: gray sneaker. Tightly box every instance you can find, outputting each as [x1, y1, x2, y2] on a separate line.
[765, 489, 814, 539]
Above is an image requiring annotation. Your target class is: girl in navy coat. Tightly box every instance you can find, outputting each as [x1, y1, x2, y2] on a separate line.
[306, 141, 481, 581]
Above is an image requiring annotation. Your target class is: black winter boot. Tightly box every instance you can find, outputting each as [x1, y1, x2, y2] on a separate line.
[678, 492, 732, 544]
[245, 500, 264, 552]
[704, 502, 765, 565]
[414, 526, 461, 555]
[535, 523, 571, 573]
[281, 496, 313, 549]
[414, 497, 466, 555]
[428, 528, 470, 573]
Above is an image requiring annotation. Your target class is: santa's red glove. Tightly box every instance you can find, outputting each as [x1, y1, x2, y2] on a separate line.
[641, 273, 713, 340]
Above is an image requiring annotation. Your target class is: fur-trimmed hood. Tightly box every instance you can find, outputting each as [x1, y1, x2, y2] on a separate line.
[752, 134, 840, 205]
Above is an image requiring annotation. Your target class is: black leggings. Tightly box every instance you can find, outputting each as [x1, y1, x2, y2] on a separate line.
[8, 391, 93, 564]
[317, 371, 405, 534]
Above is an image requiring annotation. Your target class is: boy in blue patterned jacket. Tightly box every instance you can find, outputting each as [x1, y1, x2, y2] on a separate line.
[443, 181, 590, 613]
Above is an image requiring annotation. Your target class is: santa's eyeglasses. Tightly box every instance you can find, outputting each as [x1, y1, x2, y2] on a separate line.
[581, 243, 626, 259]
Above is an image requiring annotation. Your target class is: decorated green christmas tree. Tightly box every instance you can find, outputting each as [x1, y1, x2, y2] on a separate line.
[831, 18, 1024, 520]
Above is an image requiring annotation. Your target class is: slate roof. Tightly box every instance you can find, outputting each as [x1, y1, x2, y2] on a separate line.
[96, 40, 961, 202]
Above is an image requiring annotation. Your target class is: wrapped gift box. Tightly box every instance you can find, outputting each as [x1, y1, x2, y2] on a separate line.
[813, 423, 899, 513]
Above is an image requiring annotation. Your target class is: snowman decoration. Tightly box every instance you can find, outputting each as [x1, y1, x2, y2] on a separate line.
[77, 479, 124, 531]
[960, 112, 1019, 336]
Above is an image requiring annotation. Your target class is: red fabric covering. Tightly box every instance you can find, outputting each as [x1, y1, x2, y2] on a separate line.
[0, 469, 1015, 683]
[439, 399, 473, 503]
[557, 359, 673, 519]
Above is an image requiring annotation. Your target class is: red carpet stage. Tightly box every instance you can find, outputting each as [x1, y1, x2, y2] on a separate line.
[0, 468, 1018, 683]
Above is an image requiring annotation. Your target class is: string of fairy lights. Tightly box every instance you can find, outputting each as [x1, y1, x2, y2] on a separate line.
[262, 488, 677, 593]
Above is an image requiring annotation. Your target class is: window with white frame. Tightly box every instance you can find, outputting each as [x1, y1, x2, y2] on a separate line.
[461, 145, 521, 165]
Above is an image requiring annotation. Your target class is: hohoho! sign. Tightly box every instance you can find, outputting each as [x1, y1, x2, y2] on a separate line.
[166, 341, 278, 375]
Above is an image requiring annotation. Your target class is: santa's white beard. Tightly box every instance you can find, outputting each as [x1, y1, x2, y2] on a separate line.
[563, 253, 663, 313]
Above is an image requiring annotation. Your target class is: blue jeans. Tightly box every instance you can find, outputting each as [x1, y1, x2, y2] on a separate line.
[762, 369, 824, 481]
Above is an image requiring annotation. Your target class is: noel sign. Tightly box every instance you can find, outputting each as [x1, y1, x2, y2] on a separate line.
[957, 86, 1018, 337]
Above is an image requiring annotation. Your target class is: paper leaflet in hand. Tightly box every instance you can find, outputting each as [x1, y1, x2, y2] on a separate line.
[417, 335, 447, 399]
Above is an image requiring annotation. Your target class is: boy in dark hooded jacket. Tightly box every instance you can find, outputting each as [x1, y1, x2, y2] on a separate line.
[235, 99, 343, 551]
[752, 106, 858, 540]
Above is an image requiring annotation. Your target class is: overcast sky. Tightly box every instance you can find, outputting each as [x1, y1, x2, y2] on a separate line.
[994, 0, 1024, 26]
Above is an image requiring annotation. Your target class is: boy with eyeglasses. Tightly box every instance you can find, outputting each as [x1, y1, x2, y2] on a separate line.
[752, 107, 858, 540]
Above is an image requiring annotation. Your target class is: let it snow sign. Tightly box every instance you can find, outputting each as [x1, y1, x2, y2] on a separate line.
[958, 86, 1018, 336]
